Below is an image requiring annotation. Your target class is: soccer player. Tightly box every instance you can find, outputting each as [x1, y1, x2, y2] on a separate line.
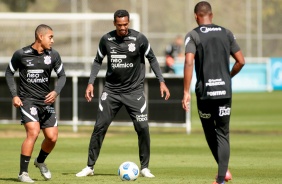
[164, 35, 183, 73]
[181, 1, 245, 184]
[5, 24, 66, 183]
[76, 9, 170, 178]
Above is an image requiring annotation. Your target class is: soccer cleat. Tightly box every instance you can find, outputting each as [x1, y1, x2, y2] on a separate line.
[18, 172, 35, 183]
[34, 158, 51, 180]
[215, 169, 232, 182]
[76, 166, 94, 177]
[224, 169, 232, 181]
[140, 168, 155, 178]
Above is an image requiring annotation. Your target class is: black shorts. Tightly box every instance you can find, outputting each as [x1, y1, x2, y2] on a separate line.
[20, 99, 57, 129]
[196, 98, 232, 128]
[97, 90, 148, 126]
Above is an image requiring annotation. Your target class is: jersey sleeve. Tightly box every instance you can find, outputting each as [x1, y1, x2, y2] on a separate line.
[226, 29, 240, 54]
[52, 50, 66, 95]
[138, 33, 165, 83]
[184, 30, 198, 54]
[88, 36, 106, 84]
[5, 49, 22, 97]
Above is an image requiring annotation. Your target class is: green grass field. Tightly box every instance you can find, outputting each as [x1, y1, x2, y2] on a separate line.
[0, 92, 281, 184]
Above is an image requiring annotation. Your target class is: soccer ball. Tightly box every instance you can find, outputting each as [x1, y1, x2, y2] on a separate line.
[118, 161, 139, 181]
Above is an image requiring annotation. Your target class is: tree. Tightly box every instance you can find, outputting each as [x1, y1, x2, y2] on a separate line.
[0, 0, 36, 12]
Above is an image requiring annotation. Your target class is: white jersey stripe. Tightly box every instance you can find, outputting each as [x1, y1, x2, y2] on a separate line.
[145, 44, 151, 56]
[185, 36, 191, 47]
[20, 107, 37, 122]
[56, 63, 63, 74]
[98, 47, 104, 58]
[9, 61, 15, 73]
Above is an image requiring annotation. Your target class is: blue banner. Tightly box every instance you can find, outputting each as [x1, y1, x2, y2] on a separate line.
[270, 58, 282, 90]
[231, 63, 268, 92]
[175, 62, 270, 92]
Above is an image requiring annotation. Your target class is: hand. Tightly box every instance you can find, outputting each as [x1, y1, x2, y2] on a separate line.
[45, 91, 58, 104]
[182, 92, 191, 112]
[12, 96, 23, 108]
[160, 82, 170, 100]
[85, 84, 94, 102]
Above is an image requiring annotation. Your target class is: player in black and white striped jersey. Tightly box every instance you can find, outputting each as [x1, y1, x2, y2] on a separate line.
[5, 24, 66, 183]
[76, 9, 170, 178]
[182, 1, 245, 184]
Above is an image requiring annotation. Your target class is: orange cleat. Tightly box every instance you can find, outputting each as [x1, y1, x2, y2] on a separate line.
[215, 169, 232, 182]
[224, 169, 232, 182]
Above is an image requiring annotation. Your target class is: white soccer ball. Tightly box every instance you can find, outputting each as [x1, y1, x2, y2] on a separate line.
[118, 161, 139, 181]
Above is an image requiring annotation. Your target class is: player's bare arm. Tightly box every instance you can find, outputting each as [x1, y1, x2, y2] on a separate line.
[182, 53, 194, 112]
[160, 82, 170, 100]
[12, 96, 23, 108]
[230, 50, 245, 78]
[182, 92, 191, 112]
[45, 91, 58, 104]
[85, 84, 94, 102]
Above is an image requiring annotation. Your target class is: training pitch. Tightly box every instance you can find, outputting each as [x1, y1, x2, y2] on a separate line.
[0, 92, 281, 184]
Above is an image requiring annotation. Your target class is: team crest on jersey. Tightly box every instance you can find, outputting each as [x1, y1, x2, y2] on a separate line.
[44, 56, 51, 65]
[128, 43, 136, 52]
[30, 107, 37, 116]
[101, 92, 108, 101]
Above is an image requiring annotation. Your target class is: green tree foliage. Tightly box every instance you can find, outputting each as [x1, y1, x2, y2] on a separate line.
[0, 0, 35, 12]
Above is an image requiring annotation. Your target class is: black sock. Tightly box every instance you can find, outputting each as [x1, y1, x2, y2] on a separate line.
[87, 165, 94, 170]
[20, 154, 31, 175]
[36, 149, 49, 163]
[217, 176, 225, 184]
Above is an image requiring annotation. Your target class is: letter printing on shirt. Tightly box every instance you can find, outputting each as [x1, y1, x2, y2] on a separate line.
[5, 45, 66, 101]
[88, 29, 164, 94]
[184, 24, 241, 100]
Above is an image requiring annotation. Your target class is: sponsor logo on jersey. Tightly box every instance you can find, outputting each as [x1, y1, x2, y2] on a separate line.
[206, 78, 225, 86]
[44, 56, 51, 65]
[110, 54, 133, 69]
[198, 110, 211, 119]
[128, 43, 136, 52]
[128, 36, 136, 41]
[207, 90, 226, 96]
[24, 49, 32, 54]
[101, 92, 108, 101]
[28, 69, 44, 73]
[110, 49, 117, 54]
[219, 106, 231, 116]
[26, 69, 48, 83]
[46, 106, 55, 114]
[30, 107, 37, 116]
[26, 59, 34, 66]
[108, 37, 116, 41]
[136, 114, 148, 122]
[200, 26, 222, 33]
[111, 55, 127, 59]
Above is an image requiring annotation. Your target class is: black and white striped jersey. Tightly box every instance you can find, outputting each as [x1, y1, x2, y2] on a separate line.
[5, 45, 66, 102]
[88, 29, 164, 94]
[185, 24, 240, 100]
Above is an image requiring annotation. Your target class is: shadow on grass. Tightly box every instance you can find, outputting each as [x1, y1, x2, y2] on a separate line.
[0, 177, 39, 182]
